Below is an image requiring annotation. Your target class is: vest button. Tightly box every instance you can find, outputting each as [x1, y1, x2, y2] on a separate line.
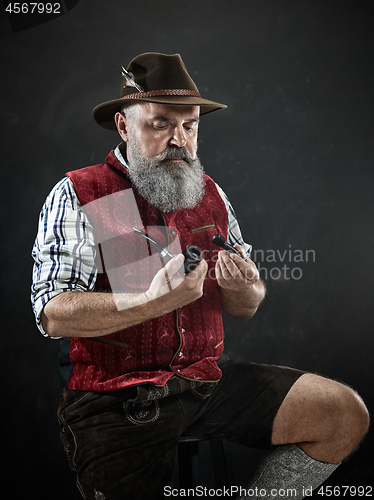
[177, 369, 181, 372]
[181, 328, 185, 334]
[179, 352, 183, 357]
[170, 228, 177, 236]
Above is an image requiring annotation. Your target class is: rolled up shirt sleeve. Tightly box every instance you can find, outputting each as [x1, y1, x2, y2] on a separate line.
[31, 177, 97, 337]
[215, 183, 252, 259]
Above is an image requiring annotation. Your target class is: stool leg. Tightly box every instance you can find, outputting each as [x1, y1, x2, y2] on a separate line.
[178, 440, 201, 488]
[209, 439, 234, 488]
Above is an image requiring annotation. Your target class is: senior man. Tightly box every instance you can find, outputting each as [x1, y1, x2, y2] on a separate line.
[31, 53, 369, 500]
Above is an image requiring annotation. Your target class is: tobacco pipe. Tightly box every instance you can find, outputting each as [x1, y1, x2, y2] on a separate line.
[132, 227, 203, 274]
[212, 234, 247, 260]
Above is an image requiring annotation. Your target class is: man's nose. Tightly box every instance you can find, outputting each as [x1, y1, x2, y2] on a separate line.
[168, 126, 187, 148]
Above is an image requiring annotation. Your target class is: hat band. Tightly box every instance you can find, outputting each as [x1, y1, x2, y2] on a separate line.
[121, 89, 201, 100]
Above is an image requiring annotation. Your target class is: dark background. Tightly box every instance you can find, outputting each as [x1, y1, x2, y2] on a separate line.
[1, 0, 373, 497]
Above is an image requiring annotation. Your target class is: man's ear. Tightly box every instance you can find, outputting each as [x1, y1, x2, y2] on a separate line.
[115, 112, 129, 142]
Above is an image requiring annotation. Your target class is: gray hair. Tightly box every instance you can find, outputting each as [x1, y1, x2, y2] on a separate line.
[120, 103, 140, 124]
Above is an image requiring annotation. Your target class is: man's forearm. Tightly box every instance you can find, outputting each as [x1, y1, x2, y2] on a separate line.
[41, 256, 208, 338]
[42, 290, 170, 338]
[219, 279, 266, 319]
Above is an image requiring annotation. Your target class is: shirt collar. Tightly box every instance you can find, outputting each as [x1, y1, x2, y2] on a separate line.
[114, 144, 132, 171]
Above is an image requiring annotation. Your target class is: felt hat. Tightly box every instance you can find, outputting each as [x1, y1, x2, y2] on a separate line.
[93, 52, 227, 130]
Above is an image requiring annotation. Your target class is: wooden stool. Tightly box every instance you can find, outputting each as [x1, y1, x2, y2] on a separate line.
[178, 435, 234, 489]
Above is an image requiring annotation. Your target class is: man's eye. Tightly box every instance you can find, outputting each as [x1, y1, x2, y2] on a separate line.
[184, 123, 198, 132]
[153, 123, 167, 130]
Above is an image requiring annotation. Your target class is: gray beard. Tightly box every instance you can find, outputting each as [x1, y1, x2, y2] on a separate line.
[126, 140, 205, 213]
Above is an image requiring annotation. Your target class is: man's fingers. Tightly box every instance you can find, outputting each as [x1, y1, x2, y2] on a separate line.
[162, 254, 185, 290]
[233, 243, 249, 261]
[163, 253, 185, 277]
[229, 253, 260, 281]
[184, 258, 208, 282]
[216, 249, 260, 290]
[218, 251, 241, 280]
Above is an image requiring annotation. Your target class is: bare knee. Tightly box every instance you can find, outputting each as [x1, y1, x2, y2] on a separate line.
[303, 376, 370, 462]
[272, 373, 370, 463]
[335, 383, 370, 454]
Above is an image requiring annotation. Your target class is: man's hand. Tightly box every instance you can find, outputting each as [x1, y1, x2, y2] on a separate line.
[146, 253, 186, 299]
[215, 245, 259, 291]
[145, 253, 208, 311]
[215, 244, 265, 319]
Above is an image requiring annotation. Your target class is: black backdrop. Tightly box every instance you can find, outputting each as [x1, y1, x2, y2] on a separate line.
[1, 0, 373, 497]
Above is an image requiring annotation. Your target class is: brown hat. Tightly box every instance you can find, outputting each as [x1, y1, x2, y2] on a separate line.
[92, 52, 227, 130]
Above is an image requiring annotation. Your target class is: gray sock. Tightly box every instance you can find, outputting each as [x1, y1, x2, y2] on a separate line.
[240, 444, 340, 499]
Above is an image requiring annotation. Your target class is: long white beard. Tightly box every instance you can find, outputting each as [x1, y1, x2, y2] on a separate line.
[126, 140, 205, 213]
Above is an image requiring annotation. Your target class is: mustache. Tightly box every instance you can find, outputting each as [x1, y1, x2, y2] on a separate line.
[156, 146, 195, 165]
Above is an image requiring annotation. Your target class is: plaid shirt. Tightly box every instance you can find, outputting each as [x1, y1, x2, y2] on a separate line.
[31, 147, 252, 337]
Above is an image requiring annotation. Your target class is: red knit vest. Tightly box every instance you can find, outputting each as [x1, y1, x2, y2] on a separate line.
[65, 150, 228, 391]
